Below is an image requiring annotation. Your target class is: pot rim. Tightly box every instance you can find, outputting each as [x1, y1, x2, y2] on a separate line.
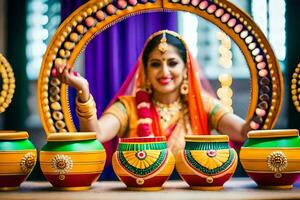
[247, 129, 299, 139]
[119, 136, 166, 143]
[0, 131, 28, 140]
[47, 132, 96, 141]
[185, 135, 229, 142]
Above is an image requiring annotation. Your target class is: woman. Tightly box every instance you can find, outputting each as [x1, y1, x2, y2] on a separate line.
[55, 30, 249, 155]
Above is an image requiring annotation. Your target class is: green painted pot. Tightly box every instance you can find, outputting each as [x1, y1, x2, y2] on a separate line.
[240, 129, 300, 189]
[0, 131, 37, 191]
[40, 132, 106, 191]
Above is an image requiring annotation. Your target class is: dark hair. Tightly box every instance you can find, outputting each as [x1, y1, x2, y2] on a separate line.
[142, 33, 187, 67]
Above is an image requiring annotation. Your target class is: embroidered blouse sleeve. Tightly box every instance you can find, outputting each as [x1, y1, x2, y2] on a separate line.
[102, 101, 128, 137]
[201, 92, 231, 130]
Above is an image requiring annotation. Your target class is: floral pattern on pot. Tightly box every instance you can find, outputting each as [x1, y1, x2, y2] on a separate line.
[117, 149, 168, 177]
[185, 149, 235, 175]
[176, 135, 237, 191]
[112, 137, 175, 191]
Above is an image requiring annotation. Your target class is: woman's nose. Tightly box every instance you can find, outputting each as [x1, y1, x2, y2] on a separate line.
[161, 63, 170, 75]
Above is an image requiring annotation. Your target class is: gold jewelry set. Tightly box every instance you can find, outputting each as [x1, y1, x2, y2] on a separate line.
[75, 94, 97, 120]
[153, 98, 192, 135]
[153, 98, 183, 127]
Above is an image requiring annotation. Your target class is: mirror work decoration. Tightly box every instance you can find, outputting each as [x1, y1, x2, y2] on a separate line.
[38, 0, 283, 135]
[291, 63, 300, 112]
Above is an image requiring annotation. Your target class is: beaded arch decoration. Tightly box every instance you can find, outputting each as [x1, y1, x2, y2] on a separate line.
[291, 63, 300, 112]
[0, 53, 15, 113]
[37, 0, 283, 135]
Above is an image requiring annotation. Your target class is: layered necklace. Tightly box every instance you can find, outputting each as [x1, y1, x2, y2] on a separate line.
[152, 98, 183, 127]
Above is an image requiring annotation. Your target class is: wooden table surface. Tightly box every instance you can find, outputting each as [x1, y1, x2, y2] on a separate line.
[1, 178, 300, 200]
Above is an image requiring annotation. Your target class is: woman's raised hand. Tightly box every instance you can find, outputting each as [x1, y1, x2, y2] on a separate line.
[53, 59, 90, 102]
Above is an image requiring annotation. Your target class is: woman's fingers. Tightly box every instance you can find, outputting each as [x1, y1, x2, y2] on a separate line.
[53, 59, 66, 80]
[51, 67, 57, 77]
[67, 65, 79, 77]
[52, 61, 85, 91]
[73, 71, 80, 77]
[62, 65, 70, 83]
[54, 58, 65, 73]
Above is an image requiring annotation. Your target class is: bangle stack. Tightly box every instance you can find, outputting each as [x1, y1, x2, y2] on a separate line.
[76, 94, 97, 120]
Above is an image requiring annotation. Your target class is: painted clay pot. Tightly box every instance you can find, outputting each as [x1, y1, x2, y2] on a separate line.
[112, 136, 175, 191]
[0, 131, 37, 191]
[176, 135, 237, 190]
[240, 129, 300, 189]
[40, 132, 106, 191]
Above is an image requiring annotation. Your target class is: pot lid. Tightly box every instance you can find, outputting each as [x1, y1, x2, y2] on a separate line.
[0, 131, 29, 140]
[185, 135, 229, 142]
[247, 129, 299, 139]
[47, 132, 96, 141]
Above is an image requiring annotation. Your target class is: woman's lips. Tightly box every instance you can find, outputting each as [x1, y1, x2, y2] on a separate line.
[158, 77, 172, 85]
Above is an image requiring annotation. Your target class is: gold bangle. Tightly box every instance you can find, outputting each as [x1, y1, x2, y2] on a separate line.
[76, 108, 96, 119]
[76, 108, 96, 117]
[76, 94, 94, 106]
[76, 94, 96, 112]
[76, 113, 96, 120]
[75, 93, 97, 120]
[76, 101, 96, 113]
[76, 112, 96, 120]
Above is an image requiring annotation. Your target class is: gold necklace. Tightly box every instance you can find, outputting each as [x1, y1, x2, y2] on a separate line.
[153, 98, 183, 125]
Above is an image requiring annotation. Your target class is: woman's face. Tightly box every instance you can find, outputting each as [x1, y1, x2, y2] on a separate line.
[146, 44, 186, 96]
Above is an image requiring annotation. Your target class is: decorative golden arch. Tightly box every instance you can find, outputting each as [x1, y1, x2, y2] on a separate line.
[291, 63, 300, 112]
[38, 0, 283, 135]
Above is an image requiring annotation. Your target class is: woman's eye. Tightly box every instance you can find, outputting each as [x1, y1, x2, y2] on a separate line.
[150, 62, 160, 67]
[168, 61, 178, 67]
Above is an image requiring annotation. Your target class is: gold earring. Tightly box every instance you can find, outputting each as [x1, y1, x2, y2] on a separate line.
[180, 73, 189, 95]
[145, 80, 152, 94]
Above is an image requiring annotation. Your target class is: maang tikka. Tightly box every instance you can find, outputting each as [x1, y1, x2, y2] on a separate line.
[158, 31, 168, 53]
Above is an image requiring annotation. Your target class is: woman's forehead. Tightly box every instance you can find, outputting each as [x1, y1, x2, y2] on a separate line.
[147, 45, 181, 60]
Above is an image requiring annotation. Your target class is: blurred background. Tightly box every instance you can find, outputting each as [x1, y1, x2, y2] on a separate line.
[0, 0, 299, 180]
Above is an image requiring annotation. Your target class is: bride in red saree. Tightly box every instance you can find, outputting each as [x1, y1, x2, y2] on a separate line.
[55, 30, 249, 156]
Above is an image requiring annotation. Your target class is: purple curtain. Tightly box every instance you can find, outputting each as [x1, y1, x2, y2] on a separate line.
[87, 12, 177, 114]
[61, 0, 177, 180]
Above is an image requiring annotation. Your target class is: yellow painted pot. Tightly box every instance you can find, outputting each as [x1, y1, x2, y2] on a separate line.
[39, 132, 106, 191]
[112, 137, 175, 191]
[176, 135, 237, 190]
[0, 131, 37, 191]
[240, 129, 300, 189]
